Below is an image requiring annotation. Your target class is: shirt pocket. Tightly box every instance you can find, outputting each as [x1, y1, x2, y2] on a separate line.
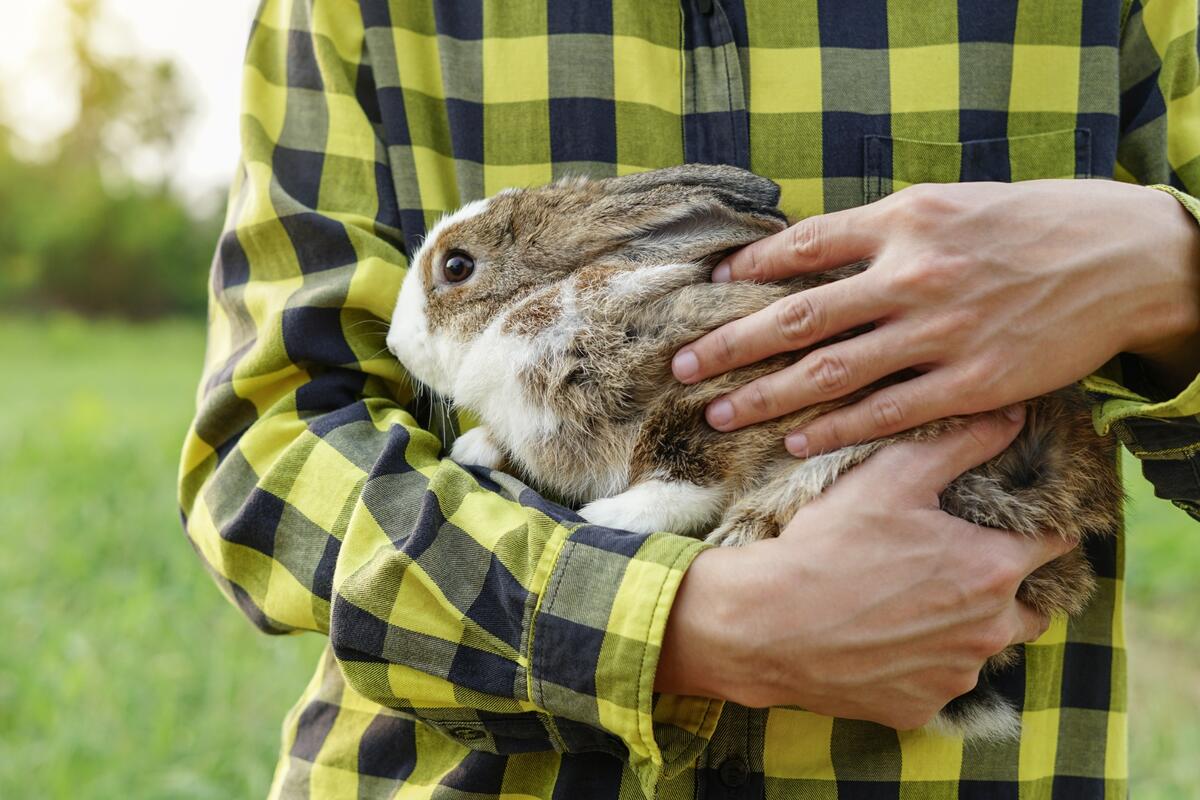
[414, 711, 627, 757]
[863, 128, 1092, 204]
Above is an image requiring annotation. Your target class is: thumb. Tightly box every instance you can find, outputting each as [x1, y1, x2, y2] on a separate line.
[863, 405, 1027, 501]
[713, 205, 881, 283]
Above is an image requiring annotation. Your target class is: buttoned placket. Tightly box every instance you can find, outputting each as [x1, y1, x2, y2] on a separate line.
[696, 704, 764, 799]
[681, 0, 751, 169]
[672, 2, 762, 797]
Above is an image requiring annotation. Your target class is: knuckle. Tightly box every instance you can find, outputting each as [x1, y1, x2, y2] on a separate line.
[977, 624, 1012, 658]
[744, 381, 775, 416]
[931, 255, 970, 288]
[950, 670, 982, 698]
[713, 328, 739, 364]
[954, 364, 994, 406]
[875, 711, 900, 729]
[868, 394, 906, 431]
[997, 555, 1027, 592]
[886, 264, 922, 295]
[821, 412, 855, 448]
[809, 352, 852, 395]
[789, 219, 823, 263]
[962, 413, 1000, 449]
[948, 382, 982, 415]
[1053, 534, 1078, 557]
[950, 303, 983, 331]
[964, 353, 1001, 387]
[897, 183, 958, 219]
[895, 709, 937, 731]
[926, 308, 972, 345]
[977, 559, 1021, 600]
[776, 294, 822, 343]
[1024, 613, 1051, 642]
[887, 254, 964, 297]
[743, 246, 765, 282]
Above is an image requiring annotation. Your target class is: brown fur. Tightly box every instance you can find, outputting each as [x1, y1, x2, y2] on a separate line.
[503, 285, 562, 336]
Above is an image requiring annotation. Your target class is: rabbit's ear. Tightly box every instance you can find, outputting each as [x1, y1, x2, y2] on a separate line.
[592, 165, 787, 264]
[602, 164, 783, 221]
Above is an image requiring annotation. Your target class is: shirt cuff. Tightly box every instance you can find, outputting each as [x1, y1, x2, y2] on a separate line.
[1150, 183, 1200, 229]
[528, 524, 721, 791]
[1082, 360, 1200, 437]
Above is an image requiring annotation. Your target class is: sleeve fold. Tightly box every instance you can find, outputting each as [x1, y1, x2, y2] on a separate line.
[1086, 0, 1200, 520]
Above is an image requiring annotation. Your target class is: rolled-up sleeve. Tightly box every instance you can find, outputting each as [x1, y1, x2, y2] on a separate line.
[1082, 0, 1200, 520]
[177, 0, 719, 790]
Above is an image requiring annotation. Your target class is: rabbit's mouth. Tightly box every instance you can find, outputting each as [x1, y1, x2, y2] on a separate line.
[388, 333, 450, 397]
[388, 270, 458, 397]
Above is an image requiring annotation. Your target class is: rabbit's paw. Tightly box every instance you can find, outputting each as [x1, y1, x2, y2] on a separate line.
[579, 480, 724, 537]
[450, 426, 505, 468]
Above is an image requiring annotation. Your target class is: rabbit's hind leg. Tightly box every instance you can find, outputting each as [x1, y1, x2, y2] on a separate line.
[579, 479, 726, 536]
[707, 442, 883, 547]
[706, 507, 777, 548]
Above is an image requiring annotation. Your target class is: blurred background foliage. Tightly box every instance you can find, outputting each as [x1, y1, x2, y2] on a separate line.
[0, 0, 221, 319]
[0, 1, 1197, 798]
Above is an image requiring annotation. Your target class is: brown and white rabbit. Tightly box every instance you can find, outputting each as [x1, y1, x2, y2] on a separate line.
[385, 164, 1122, 742]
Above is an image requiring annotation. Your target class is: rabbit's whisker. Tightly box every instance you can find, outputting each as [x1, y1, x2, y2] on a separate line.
[347, 318, 388, 330]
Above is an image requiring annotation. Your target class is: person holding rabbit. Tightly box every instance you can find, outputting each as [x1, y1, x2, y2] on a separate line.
[180, 1, 1200, 798]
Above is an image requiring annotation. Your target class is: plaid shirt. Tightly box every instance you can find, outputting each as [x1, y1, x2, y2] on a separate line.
[179, 1, 1200, 797]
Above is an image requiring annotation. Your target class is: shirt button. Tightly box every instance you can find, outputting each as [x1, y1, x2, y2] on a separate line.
[718, 756, 749, 787]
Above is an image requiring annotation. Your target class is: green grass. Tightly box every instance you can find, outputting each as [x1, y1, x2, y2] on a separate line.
[1123, 453, 1200, 798]
[0, 315, 323, 798]
[0, 314, 1195, 798]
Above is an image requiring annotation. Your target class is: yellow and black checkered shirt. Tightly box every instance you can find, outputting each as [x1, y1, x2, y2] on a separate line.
[179, 1, 1200, 797]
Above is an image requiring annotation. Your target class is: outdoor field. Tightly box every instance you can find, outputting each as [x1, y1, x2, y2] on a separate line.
[0, 314, 1196, 799]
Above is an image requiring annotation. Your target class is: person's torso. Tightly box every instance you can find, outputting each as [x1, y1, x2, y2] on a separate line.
[274, 2, 1128, 797]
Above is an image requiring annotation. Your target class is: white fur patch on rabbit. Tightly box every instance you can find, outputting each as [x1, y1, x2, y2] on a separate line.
[449, 426, 505, 469]
[455, 325, 562, 453]
[579, 479, 725, 536]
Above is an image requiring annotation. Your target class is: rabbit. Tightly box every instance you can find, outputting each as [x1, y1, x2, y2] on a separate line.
[385, 164, 1123, 742]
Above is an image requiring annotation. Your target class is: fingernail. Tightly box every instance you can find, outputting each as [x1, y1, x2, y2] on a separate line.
[672, 349, 699, 381]
[707, 399, 734, 429]
[711, 262, 732, 283]
[785, 431, 809, 457]
[1001, 404, 1025, 423]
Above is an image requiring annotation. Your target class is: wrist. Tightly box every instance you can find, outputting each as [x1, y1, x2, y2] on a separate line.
[655, 545, 759, 701]
[1124, 185, 1200, 357]
[1121, 186, 1200, 394]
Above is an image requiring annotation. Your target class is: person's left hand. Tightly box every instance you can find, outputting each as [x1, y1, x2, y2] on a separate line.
[671, 179, 1200, 456]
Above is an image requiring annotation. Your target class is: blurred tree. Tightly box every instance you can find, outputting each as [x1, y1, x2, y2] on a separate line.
[0, 0, 222, 318]
[60, 0, 193, 176]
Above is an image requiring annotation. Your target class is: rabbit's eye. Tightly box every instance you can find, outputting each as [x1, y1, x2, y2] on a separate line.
[441, 251, 475, 283]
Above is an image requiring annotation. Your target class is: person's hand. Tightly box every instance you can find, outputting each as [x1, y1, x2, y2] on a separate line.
[671, 179, 1200, 456]
[655, 407, 1075, 729]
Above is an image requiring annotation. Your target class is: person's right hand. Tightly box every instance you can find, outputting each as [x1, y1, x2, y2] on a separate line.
[654, 405, 1075, 730]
